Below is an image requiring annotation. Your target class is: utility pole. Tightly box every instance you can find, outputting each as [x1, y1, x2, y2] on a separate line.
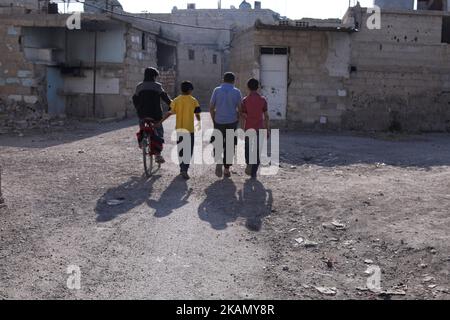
[93, 22, 98, 118]
[0, 167, 5, 207]
[218, 0, 222, 9]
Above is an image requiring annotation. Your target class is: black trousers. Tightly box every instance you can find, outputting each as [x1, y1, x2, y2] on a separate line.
[213, 122, 238, 169]
[245, 131, 261, 177]
[177, 133, 195, 173]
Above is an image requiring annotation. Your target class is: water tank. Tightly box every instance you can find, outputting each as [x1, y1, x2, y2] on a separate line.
[374, 0, 415, 10]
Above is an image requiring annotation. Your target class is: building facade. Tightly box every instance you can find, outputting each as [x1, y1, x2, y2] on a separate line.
[0, 2, 177, 131]
[231, 5, 450, 132]
[144, 4, 280, 107]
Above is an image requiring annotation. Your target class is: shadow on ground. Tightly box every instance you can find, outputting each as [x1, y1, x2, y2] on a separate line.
[0, 118, 138, 149]
[198, 179, 273, 232]
[148, 176, 193, 218]
[277, 131, 450, 168]
[95, 174, 161, 222]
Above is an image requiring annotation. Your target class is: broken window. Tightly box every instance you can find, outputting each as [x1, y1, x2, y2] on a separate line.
[442, 17, 450, 44]
[213, 54, 218, 64]
[157, 41, 176, 68]
[142, 32, 146, 51]
[188, 49, 195, 61]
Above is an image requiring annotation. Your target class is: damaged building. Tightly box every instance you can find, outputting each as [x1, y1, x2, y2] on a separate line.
[1, 0, 450, 132]
[231, 1, 450, 132]
[0, 0, 177, 132]
[142, 1, 280, 107]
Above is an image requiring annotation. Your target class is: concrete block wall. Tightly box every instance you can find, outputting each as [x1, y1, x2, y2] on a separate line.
[0, 21, 51, 132]
[177, 44, 223, 108]
[344, 9, 450, 131]
[231, 28, 350, 129]
[122, 27, 158, 118]
[0, 24, 42, 107]
[158, 69, 177, 98]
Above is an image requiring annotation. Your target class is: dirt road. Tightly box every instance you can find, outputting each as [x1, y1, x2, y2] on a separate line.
[0, 116, 449, 299]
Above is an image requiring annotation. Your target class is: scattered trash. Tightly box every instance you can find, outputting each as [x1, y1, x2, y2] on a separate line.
[304, 240, 319, 248]
[375, 162, 386, 168]
[326, 259, 334, 269]
[332, 221, 347, 230]
[430, 248, 437, 255]
[428, 285, 438, 289]
[423, 276, 435, 283]
[78, 150, 85, 154]
[295, 237, 304, 244]
[379, 290, 406, 297]
[290, 166, 297, 169]
[282, 266, 289, 272]
[343, 240, 356, 247]
[322, 220, 347, 231]
[364, 259, 374, 265]
[288, 228, 298, 233]
[106, 198, 125, 206]
[419, 263, 428, 269]
[315, 287, 337, 296]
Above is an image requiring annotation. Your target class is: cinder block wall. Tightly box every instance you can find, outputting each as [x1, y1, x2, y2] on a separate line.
[343, 9, 450, 132]
[0, 24, 42, 107]
[231, 28, 350, 129]
[231, 9, 450, 132]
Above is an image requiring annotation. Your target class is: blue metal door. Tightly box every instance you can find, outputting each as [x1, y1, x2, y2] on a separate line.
[47, 67, 65, 115]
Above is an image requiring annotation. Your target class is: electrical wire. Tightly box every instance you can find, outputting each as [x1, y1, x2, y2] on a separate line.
[74, 0, 232, 31]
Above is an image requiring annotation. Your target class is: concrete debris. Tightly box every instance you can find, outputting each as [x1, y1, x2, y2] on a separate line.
[315, 287, 337, 296]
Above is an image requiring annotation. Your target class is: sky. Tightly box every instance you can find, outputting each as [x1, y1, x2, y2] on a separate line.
[66, 0, 377, 19]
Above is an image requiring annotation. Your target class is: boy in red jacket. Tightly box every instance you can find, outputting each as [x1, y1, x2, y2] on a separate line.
[241, 78, 270, 179]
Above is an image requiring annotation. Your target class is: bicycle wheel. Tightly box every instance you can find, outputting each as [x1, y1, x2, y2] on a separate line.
[142, 132, 153, 177]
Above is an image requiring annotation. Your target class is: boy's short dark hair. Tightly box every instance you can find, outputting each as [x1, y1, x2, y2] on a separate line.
[144, 67, 159, 81]
[181, 81, 194, 93]
[247, 78, 260, 91]
[223, 72, 235, 83]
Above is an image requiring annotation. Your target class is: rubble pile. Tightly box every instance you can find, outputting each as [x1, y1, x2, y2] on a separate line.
[0, 98, 64, 134]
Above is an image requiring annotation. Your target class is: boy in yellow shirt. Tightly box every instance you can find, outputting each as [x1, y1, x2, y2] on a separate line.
[159, 81, 201, 180]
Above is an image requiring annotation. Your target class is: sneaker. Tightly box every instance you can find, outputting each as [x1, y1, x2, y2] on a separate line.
[215, 164, 223, 178]
[224, 168, 231, 178]
[181, 172, 190, 180]
[155, 155, 166, 164]
[245, 165, 252, 176]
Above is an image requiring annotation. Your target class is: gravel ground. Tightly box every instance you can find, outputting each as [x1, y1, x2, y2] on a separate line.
[0, 116, 449, 300]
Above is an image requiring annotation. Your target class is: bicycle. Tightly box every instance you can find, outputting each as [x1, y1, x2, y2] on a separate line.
[140, 118, 161, 177]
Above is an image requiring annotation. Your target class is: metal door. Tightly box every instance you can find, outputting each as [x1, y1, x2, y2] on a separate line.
[47, 67, 65, 115]
[260, 49, 288, 120]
